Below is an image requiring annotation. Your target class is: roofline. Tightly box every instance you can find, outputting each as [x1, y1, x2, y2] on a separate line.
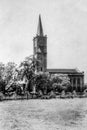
[46, 68, 84, 75]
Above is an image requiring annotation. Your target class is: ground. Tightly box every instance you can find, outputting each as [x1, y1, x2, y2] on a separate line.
[0, 98, 87, 130]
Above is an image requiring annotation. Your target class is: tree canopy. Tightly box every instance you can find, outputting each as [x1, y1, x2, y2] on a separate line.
[0, 55, 71, 96]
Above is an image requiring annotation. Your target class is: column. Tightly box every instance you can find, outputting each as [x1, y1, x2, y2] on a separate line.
[80, 77, 82, 92]
[71, 78, 73, 91]
[76, 78, 78, 91]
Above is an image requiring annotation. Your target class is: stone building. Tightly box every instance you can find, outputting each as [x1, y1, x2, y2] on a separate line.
[33, 15, 84, 91]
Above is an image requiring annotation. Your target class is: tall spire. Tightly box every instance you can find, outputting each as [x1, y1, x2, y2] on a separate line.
[37, 14, 44, 36]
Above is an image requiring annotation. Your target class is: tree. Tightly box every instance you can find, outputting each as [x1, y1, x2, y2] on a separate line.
[2, 62, 17, 93]
[3, 62, 17, 83]
[60, 74, 71, 91]
[35, 72, 50, 94]
[0, 62, 5, 79]
[18, 55, 41, 92]
[50, 74, 71, 92]
[0, 62, 6, 94]
[0, 62, 18, 94]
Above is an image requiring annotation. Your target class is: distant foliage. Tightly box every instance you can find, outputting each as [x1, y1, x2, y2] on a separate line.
[50, 74, 71, 92]
[35, 72, 51, 94]
[0, 55, 74, 99]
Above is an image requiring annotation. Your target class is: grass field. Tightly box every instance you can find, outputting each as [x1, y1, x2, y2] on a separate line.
[0, 98, 87, 130]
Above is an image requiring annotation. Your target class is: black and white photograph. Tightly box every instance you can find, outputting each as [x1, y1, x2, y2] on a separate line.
[0, 0, 87, 130]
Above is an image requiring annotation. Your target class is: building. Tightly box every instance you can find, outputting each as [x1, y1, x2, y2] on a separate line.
[33, 15, 84, 91]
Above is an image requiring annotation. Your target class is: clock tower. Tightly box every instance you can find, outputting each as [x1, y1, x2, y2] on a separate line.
[33, 15, 47, 72]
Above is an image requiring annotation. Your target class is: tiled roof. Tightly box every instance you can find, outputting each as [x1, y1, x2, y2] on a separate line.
[47, 68, 83, 74]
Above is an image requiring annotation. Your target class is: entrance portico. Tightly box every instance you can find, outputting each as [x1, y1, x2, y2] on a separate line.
[69, 74, 84, 91]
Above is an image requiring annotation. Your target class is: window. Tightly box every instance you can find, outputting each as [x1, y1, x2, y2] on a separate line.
[41, 67, 42, 71]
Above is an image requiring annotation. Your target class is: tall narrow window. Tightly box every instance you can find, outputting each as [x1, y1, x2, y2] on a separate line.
[41, 67, 42, 71]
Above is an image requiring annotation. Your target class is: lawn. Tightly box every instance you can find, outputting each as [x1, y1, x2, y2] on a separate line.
[0, 98, 87, 130]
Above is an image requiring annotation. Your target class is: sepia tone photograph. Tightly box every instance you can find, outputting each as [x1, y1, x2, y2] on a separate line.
[0, 0, 87, 130]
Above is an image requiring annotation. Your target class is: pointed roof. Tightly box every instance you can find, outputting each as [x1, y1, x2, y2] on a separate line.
[37, 15, 44, 36]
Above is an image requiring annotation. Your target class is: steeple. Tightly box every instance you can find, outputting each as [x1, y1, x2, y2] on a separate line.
[33, 15, 47, 72]
[37, 15, 44, 36]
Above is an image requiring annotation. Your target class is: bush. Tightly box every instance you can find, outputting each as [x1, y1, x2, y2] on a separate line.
[10, 92, 17, 100]
[37, 90, 43, 98]
[49, 91, 56, 98]
[60, 90, 66, 98]
[0, 92, 4, 101]
[66, 92, 73, 98]
[81, 89, 87, 98]
[25, 91, 32, 99]
[41, 95, 50, 99]
[72, 90, 77, 98]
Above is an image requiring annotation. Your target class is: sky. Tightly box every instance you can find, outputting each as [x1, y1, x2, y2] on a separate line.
[0, 0, 87, 82]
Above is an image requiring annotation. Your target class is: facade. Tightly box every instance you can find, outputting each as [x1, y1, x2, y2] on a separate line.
[33, 15, 84, 91]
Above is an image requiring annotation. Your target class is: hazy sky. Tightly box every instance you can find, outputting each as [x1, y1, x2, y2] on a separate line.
[0, 0, 87, 82]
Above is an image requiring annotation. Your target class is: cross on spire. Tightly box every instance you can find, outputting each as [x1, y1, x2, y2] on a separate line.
[37, 14, 44, 36]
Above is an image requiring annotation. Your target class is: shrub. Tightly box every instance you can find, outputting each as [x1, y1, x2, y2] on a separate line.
[60, 90, 66, 98]
[0, 92, 4, 101]
[37, 90, 43, 98]
[72, 90, 77, 98]
[49, 91, 56, 98]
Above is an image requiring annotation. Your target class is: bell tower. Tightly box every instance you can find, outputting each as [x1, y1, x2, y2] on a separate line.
[33, 15, 47, 72]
